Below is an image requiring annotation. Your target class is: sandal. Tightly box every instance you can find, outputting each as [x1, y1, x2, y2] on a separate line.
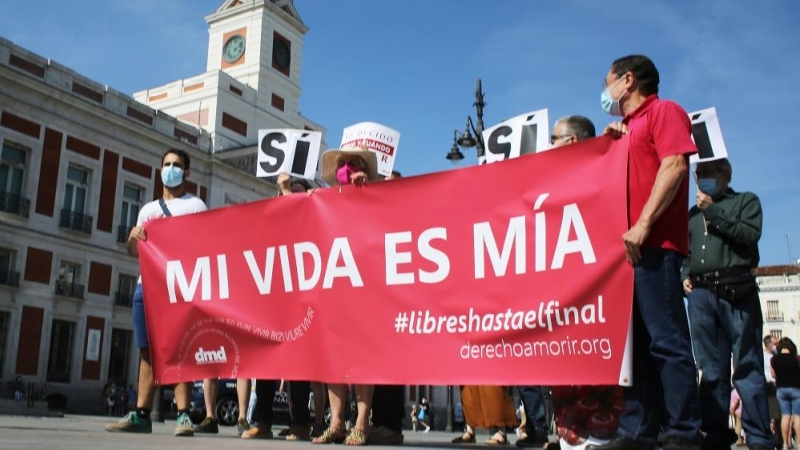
[311, 426, 347, 444]
[344, 428, 369, 446]
[452, 430, 476, 444]
[485, 430, 508, 445]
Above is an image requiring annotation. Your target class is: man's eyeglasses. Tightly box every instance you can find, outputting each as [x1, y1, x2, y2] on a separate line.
[550, 134, 574, 145]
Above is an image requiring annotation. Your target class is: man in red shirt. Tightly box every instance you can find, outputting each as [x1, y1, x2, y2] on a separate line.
[587, 55, 701, 450]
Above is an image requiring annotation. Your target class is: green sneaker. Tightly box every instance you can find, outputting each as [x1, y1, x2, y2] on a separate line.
[193, 417, 219, 434]
[105, 411, 153, 433]
[174, 412, 195, 437]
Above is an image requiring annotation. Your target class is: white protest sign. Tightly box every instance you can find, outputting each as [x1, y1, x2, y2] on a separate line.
[340, 122, 400, 176]
[257, 129, 322, 179]
[688, 107, 728, 164]
[482, 109, 549, 163]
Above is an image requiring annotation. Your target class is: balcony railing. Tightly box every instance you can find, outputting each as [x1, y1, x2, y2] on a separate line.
[766, 312, 785, 322]
[115, 290, 133, 307]
[55, 280, 84, 299]
[0, 192, 30, 218]
[0, 271, 20, 287]
[117, 225, 132, 244]
[59, 209, 92, 234]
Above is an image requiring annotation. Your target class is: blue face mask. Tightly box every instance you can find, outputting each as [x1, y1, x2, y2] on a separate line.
[697, 178, 719, 197]
[161, 165, 184, 188]
[600, 77, 625, 117]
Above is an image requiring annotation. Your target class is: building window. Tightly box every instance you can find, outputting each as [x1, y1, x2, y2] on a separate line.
[46, 319, 75, 383]
[0, 311, 8, 376]
[766, 300, 783, 321]
[0, 248, 19, 287]
[271, 93, 285, 112]
[221, 112, 248, 137]
[771, 330, 783, 339]
[60, 165, 93, 233]
[108, 328, 132, 387]
[118, 185, 142, 244]
[0, 141, 30, 218]
[271, 32, 291, 76]
[55, 261, 84, 299]
[116, 274, 137, 307]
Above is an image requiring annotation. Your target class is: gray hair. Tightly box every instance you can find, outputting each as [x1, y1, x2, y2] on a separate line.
[556, 116, 596, 141]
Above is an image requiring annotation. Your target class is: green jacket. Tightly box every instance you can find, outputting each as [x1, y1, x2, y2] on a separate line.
[680, 188, 762, 280]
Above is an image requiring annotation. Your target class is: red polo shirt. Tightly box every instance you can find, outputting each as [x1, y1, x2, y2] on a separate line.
[622, 95, 696, 255]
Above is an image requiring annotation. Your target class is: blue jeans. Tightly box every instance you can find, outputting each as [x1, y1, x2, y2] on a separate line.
[687, 285, 775, 448]
[132, 284, 149, 348]
[518, 386, 547, 432]
[618, 248, 701, 444]
[777, 387, 800, 416]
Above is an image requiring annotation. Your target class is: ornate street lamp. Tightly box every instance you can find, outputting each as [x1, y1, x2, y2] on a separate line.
[446, 78, 487, 164]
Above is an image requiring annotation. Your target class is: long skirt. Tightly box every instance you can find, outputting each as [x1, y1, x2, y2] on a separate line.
[460, 385, 518, 429]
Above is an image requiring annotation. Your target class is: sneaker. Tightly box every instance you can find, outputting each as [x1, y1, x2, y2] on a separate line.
[368, 426, 404, 445]
[516, 431, 549, 447]
[236, 418, 250, 436]
[424, 426, 430, 433]
[104, 411, 152, 433]
[242, 425, 273, 439]
[286, 425, 311, 441]
[174, 412, 195, 437]
[193, 417, 219, 434]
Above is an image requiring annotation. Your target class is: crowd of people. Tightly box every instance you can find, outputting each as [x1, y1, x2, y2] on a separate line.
[103, 54, 776, 450]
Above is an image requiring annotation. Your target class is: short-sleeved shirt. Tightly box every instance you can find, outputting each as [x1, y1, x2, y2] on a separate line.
[135, 193, 207, 282]
[771, 353, 800, 389]
[622, 95, 697, 254]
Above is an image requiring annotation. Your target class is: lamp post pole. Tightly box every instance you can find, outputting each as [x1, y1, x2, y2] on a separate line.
[446, 384, 454, 432]
[473, 78, 486, 160]
[446, 78, 487, 164]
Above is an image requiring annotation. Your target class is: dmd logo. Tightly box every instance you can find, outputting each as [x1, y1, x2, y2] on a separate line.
[194, 346, 227, 365]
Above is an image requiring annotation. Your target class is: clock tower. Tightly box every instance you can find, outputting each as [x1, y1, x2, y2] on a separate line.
[132, 0, 322, 154]
[205, 0, 306, 97]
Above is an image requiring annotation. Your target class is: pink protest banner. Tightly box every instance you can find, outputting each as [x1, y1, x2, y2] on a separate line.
[139, 135, 633, 386]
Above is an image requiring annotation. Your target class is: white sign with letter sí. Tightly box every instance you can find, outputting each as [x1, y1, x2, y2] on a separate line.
[483, 109, 550, 163]
[257, 129, 322, 180]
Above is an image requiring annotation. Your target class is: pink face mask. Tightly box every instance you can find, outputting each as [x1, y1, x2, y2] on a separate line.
[336, 164, 355, 185]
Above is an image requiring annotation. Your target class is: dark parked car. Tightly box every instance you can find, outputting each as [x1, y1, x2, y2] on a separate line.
[188, 379, 290, 426]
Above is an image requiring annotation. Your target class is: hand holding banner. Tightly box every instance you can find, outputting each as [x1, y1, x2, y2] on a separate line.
[257, 129, 322, 179]
[483, 109, 550, 163]
[340, 122, 400, 176]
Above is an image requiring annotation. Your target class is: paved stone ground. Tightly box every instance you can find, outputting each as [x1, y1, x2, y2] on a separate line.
[0, 414, 747, 450]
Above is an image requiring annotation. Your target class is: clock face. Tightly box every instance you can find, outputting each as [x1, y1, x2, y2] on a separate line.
[223, 35, 246, 63]
[272, 39, 291, 71]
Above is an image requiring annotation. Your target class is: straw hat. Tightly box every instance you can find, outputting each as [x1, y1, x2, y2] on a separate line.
[320, 145, 379, 185]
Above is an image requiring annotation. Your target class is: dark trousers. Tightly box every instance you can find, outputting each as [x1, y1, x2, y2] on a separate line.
[619, 248, 701, 444]
[372, 385, 405, 432]
[253, 379, 276, 426]
[518, 386, 547, 432]
[767, 384, 783, 447]
[687, 286, 776, 449]
[289, 381, 311, 426]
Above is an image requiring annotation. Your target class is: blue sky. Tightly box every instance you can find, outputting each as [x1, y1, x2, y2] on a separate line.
[0, 0, 798, 265]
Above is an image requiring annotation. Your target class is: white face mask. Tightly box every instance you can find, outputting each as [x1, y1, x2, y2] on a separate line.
[600, 77, 626, 117]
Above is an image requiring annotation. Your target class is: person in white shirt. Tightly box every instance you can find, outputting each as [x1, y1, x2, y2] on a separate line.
[764, 334, 782, 447]
[106, 149, 207, 437]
